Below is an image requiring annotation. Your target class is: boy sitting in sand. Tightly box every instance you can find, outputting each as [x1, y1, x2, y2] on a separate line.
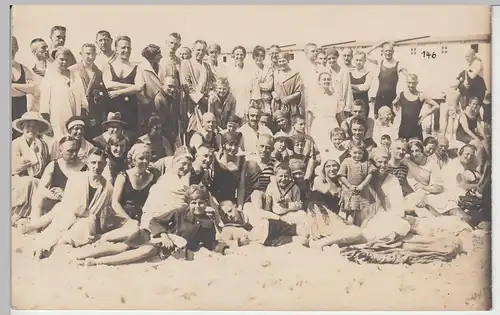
[74, 184, 229, 265]
[264, 164, 309, 242]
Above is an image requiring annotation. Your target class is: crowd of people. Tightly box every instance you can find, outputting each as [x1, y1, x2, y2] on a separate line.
[11, 26, 491, 265]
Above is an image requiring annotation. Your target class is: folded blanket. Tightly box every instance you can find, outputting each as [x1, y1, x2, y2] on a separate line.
[340, 235, 462, 265]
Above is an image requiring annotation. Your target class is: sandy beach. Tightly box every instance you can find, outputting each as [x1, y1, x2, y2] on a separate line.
[11, 227, 491, 311]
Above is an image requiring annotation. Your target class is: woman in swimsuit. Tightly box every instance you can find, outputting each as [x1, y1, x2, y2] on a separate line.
[11, 36, 36, 139]
[29, 136, 87, 221]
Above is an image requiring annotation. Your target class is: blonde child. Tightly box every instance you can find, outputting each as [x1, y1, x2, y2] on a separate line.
[338, 144, 376, 226]
[264, 164, 308, 240]
[208, 77, 237, 130]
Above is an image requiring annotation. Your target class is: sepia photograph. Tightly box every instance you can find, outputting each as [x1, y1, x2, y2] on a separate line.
[10, 4, 492, 311]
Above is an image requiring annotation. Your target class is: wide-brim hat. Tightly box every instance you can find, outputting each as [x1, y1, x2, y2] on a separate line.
[12, 111, 52, 134]
[102, 112, 128, 129]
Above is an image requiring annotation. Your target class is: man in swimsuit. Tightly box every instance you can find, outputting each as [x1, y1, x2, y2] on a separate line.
[366, 42, 408, 116]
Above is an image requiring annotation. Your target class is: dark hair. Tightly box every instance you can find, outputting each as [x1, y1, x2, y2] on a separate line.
[50, 25, 66, 35]
[88, 147, 106, 159]
[145, 115, 161, 130]
[252, 45, 266, 59]
[423, 136, 438, 147]
[114, 35, 131, 48]
[352, 99, 366, 108]
[81, 43, 96, 51]
[269, 44, 281, 51]
[169, 32, 181, 40]
[227, 114, 242, 126]
[349, 117, 367, 132]
[186, 184, 209, 202]
[232, 45, 247, 56]
[96, 30, 112, 39]
[381, 134, 392, 141]
[105, 134, 128, 157]
[290, 133, 306, 145]
[141, 44, 162, 65]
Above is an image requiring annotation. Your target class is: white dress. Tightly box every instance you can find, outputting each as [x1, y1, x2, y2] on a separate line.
[309, 89, 339, 153]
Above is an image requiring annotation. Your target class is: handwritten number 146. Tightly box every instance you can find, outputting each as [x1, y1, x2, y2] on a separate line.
[421, 51, 437, 59]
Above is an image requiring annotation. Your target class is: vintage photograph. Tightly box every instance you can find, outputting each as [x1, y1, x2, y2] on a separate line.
[11, 5, 491, 311]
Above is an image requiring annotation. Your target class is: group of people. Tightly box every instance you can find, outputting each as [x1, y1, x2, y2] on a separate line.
[11, 26, 491, 265]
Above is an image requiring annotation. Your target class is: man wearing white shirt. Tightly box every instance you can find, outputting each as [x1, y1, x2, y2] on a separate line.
[237, 106, 272, 156]
[94, 30, 117, 71]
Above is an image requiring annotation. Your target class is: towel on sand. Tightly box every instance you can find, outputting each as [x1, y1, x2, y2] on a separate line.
[340, 234, 462, 265]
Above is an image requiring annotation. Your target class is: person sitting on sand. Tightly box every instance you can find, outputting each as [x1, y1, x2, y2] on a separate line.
[92, 112, 130, 151]
[136, 115, 174, 163]
[139, 146, 194, 231]
[102, 133, 130, 185]
[11, 112, 52, 225]
[25, 148, 113, 259]
[98, 144, 159, 241]
[237, 134, 276, 209]
[51, 116, 95, 163]
[264, 164, 308, 243]
[30, 136, 87, 220]
[73, 184, 224, 265]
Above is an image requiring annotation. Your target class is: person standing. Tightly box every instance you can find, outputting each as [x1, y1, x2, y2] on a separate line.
[94, 30, 117, 71]
[48, 25, 76, 66]
[11, 36, 36, 139]
[227, 45, 253, 118]
[366, 42, 408, 115]
[179, 40, 215, 141]
[207, 43, 227, 80]
[456, 48, 486, 109]
[102, 35, 144, 140]
[159, 32, 182, 85]
[138, 44, 163, 133]
[40, 47, 80, 139]
[70, 43, 109, 140]
[350, 51, 373, 115]
[393, 74, 439, 141]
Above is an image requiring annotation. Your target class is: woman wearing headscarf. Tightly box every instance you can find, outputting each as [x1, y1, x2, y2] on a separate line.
[11, 36, 36, 139]
[11, 112, 52, 224]
[39, 46, 81, 139]
[138, 44, 163, 132]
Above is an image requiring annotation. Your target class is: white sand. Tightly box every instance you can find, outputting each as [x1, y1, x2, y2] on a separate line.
[11, 228, 490, 311]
